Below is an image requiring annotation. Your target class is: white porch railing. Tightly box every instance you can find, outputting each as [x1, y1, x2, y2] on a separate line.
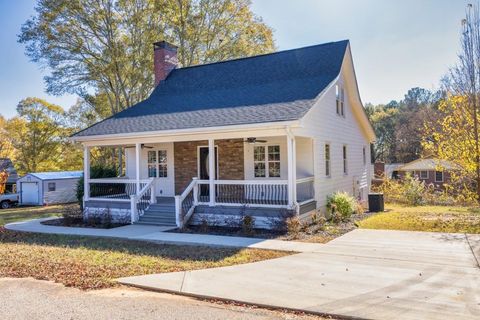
[296, 176, 315, 204]
[86, 178, 155, 224]
[174, 178, 198, 228]
[130, 178, 156, 223]
[174, 178, 315, 228]
[88, 178, 151, 201]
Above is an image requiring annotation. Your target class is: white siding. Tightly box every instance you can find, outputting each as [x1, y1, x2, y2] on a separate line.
[243, 136, 288, 180]
[295, 71, 371, 209]
[295, 137, 314, 179]
[43, 178, 79, 204]
[125, 142, 175, 196]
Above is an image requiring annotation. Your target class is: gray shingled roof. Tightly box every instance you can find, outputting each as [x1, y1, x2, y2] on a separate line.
[73, 40, 348, 137]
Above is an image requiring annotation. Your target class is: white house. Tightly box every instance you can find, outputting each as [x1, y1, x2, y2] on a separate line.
[17, 171, 83, 206]
[71, 40, 376, 228]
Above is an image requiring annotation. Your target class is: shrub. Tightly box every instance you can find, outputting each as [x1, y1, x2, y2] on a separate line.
[242, 215, 255, 235]
[61, 206, 83, 226]
[286, 216, 301, 238]
[326, 192, 357, 221]
[402, 174, 425, 206]
[76, 165, 118, 208]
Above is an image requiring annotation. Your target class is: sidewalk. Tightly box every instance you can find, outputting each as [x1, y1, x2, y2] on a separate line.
[5, 218, 325, 253]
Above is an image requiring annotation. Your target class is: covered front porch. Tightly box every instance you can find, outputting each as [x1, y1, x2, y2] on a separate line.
[82, 128, 316, 228]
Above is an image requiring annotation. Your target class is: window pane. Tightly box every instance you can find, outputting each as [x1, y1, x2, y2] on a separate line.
[148, 151, 156, 163]
[254, 162, 266, 177]
[158, 150, 167, 164]
[268, 145, 280, 161]
[254, 146, 265, 161]
[148, 164, 157, 178]
[435, 171, 443, 181]
[325, 144, 330, 160]
[269, 162, 280, 177]
[48, 182, 56, 192]
[159, 164, 167, 177]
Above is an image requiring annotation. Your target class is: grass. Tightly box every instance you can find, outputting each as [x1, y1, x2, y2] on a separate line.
[0, 204, 65, 226]
[357, 204, 480, 233]
[0, 205, 289, 290]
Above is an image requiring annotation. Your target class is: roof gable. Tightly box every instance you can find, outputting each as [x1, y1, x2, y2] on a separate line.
[73, 40, 349, 138]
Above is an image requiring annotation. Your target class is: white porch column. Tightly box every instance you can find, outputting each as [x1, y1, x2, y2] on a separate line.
[83, 146, 90, 202]
[286, 134, 297, 208]
[135, 143, 141, 195]
[208, 138, 215, 206]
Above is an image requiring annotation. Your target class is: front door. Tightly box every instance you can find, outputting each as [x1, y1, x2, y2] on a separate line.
[146, 144, 174, 197]
[198, 146, 218, 197]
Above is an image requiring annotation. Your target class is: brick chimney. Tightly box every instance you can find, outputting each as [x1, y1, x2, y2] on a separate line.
[153, 41, 178, 86]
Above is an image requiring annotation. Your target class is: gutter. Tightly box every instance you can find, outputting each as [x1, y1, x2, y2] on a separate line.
[70, 120, 302, 143]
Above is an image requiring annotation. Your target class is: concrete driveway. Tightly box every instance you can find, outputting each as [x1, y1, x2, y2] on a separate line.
[120, 229, 480, 320]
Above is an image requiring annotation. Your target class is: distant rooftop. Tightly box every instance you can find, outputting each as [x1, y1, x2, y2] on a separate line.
[26, 171, 83, 180]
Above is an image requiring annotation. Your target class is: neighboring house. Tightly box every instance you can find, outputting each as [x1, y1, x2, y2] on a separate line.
[372, 162, 404, 186]
[397, 158, 457, 189]
[0, 158, 18, 193]
[17, 171, 83, 205]
[71, 40, 376, 228]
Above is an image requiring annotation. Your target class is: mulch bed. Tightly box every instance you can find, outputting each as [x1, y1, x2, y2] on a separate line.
[172, 210, 383, 243]
[41, 218, 128, 229]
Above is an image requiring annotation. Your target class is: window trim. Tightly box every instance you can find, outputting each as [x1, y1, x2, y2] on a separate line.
[336, 85, 345, 117]
[420, 170, 428, 179]
[435, 171, 444, 183]
[47, 182, 56, 192]
[325, 143, 331, 177]
[362, 146, 366, 166]
[147, 149, 169, 178]
[343, 145, 348, 175]
[253, 144, 281, 179]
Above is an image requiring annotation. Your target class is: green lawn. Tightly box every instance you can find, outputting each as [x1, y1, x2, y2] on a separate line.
[0, 205, 289, 290]
[358, 204, 480, 233]
[0, 205, 64, 226]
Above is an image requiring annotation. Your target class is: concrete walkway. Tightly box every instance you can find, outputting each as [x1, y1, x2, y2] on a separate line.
[119, 229, 480, 320]
[4, 218, 324, 252]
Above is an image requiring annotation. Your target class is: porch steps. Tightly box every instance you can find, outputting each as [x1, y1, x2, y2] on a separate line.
[135, 198, 176, 226]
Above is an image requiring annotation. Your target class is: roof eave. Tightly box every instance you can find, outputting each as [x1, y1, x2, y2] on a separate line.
[70, 120, 302, 143]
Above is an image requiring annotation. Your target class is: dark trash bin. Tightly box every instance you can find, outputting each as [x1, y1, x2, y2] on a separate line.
[368, 193, 384, 212]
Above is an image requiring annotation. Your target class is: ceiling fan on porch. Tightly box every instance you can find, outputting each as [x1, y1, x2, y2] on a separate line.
[124, 144, 154, 149]
[244, 137, 267, 144]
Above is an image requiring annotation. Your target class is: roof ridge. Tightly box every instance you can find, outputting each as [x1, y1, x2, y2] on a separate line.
[171, 40, 349, 73]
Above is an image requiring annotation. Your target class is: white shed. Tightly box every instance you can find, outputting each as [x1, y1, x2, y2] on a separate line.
[18, 171, 83, 205]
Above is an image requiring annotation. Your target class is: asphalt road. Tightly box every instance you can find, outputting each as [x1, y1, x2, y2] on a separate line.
[0, 278, 328, 320]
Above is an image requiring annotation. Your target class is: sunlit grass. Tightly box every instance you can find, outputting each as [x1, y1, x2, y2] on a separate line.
[0, 228, 290, 290]
[358, 204, 480, 233]
[0, 205, 64, 226]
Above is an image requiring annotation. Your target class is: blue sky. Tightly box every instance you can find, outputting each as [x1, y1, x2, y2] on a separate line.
[0, 0, 470, 119]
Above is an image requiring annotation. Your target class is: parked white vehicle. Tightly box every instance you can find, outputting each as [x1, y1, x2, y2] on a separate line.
[0, 190, 19, 209]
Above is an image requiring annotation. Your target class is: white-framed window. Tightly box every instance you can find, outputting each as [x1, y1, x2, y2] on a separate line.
[362, 146, 366, 166]
[435, 171, 444, 182]
[148, 150, 168, 178]
[420, 171, 428, 179]
[48, 182, 56, 192]
[325, 144, 331, 177]
[254, 145, 280, 178]
[343, 145, 348, 174]
[336, 85, 345, 116]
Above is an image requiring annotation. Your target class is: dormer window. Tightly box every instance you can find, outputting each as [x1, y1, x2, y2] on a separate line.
[336, 85, 345, 116]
